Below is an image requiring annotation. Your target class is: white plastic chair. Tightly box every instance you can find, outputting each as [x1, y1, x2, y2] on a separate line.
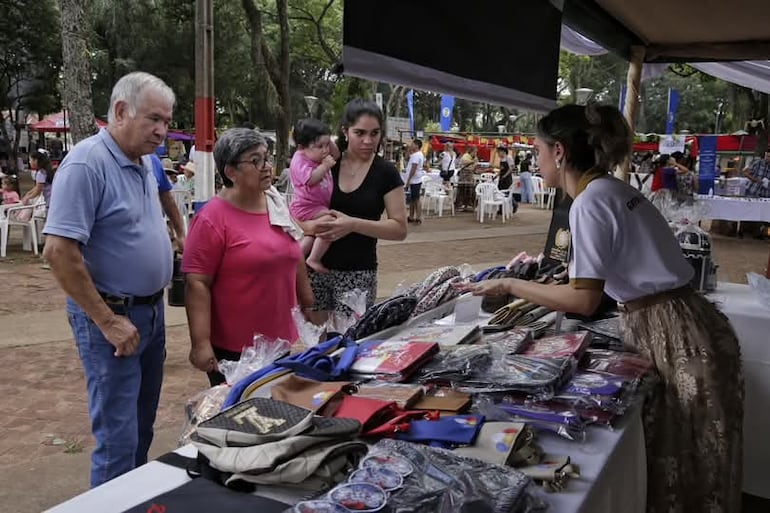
[475, 182, 510, 223]
[1, 203, 39, 257]
[532, 176, 551, 209]
[169, 190, 193, 233]
[544, 187, 557, 210]
[422, 178, 454, 217]
[283, 180, 295, 206]
[480, 172, 496, 183]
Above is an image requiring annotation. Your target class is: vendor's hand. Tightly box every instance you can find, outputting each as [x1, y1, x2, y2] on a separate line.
[98, 314, 140, 357]
[322, 155, 337, 169]
[189, 343, 218, 373]
[453, 278, 513, 297]
[316, 210, 356, 241]
[762, 177, 770, 189]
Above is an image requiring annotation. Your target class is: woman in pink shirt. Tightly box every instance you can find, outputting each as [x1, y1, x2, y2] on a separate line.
[182, 128, 315, 385]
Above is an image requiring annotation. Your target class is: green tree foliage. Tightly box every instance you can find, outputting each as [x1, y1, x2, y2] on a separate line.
[0, 0, 61, 167]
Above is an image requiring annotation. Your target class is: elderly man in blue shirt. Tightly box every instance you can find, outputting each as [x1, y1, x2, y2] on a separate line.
[43, 72, 176, 487]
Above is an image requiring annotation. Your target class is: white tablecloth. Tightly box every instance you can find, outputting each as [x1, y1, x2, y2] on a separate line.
[696, 195, 770, 223]
[711, 282, 770, 498]
[45, 412, 646, 513]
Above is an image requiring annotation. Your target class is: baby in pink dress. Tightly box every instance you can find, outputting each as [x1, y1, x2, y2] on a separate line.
[289, 119, 339, 273]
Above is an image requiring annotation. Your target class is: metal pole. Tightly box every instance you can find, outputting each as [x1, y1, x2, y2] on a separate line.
[620, 45, 645, 183]
[194, 0, 215, 210]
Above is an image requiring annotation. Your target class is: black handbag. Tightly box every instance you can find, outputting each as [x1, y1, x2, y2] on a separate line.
[345, 295, 418, 341]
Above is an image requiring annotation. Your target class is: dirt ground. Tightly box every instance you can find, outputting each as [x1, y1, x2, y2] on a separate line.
[0, 205, 768, 512]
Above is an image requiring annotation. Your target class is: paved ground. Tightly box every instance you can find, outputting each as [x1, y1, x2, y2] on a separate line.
[0, 205, 768, 512]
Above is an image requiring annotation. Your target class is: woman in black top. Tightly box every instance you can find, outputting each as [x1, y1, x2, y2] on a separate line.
[496, 146, 513, 191]
[300, 99, 407, 316]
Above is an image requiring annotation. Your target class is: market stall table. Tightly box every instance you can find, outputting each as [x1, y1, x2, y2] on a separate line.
[44, 410, 645, 513]
[710, 281, 770, 498]
[695, 195, 770, 226]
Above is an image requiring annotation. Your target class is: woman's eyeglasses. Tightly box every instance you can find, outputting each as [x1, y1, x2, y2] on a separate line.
[237, 155, 273, 169]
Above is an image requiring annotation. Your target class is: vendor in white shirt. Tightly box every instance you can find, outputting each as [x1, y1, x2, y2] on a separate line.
[403, 139, 425, 224]
[458, 103, 743, 513]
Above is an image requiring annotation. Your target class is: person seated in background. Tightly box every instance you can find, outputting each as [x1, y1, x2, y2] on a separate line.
[178, 161, 195, 195]
[1, 176, 20, 205]
[275, 158, 292, 193]
[743, 149, 770, 198]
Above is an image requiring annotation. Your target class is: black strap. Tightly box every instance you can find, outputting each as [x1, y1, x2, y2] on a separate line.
[157, 451, 197, 471]
[156, 451, 258, 493]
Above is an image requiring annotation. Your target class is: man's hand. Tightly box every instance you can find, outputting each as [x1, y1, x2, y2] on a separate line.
[98, 314, 140, 357]
[175, 233, 186, 253]
[189, 342, 218, 373]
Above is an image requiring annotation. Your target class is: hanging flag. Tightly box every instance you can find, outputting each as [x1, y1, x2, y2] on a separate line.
[406, 89, 415, 134]
[665, 88, 680, 135]
[619, 83, 627, 113]
[439, 95, 455, 131]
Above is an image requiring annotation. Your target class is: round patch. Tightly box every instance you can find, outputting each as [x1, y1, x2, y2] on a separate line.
[328, 483, 387, 512]
[349, 466, 403, 491]
[492, 427, 520, 452]
[361, 454, 413, 476]
[311, 390, 335, 407]
[293, 500, 351, 513]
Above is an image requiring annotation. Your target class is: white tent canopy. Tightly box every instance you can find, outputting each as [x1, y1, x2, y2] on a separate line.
[560, 24, 770, 94]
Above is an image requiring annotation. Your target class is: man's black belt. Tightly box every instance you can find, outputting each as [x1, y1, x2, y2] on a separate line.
[99, 289, 164, 307]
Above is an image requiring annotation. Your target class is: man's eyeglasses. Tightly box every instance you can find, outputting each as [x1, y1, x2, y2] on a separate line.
[236, 155, 273, 169]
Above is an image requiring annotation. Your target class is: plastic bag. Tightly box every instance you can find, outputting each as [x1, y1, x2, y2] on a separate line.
[328, 288, 369, 336]
[747, 272, 770, 309]
[217, 335, 290, 386]
[291, 306, 325, 351]
[474, 395, 587, 442]
[359, 438, 548, 513]
[415, 344, 492, 384]
[457, 353, 577, 400]
[178, 384, 230, 446]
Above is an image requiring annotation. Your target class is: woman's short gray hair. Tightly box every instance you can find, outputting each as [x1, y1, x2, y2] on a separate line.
[107, 72, 176, 125]
[214, 128, 267, 186]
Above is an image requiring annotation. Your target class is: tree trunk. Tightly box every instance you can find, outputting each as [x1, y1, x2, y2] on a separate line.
[59, 0, 97, 144]
[274, 0, 291, 174]
[241, 0, 291, 174]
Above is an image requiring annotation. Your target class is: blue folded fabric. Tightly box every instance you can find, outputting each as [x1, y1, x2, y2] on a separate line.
[276, 336, 358, 382]
[222, 337, 352, 409]
[396, 415, 485, 449]
[474, 266, 506, 282]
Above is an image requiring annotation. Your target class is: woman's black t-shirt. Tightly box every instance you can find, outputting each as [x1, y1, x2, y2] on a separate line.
[321, 156, 403, 271]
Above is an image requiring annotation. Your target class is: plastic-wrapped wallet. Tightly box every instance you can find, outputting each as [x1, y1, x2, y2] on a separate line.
[519, 454, 580, 493]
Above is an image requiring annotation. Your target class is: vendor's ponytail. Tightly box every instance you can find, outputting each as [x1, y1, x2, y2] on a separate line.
[585, 102, 631, 171]
[537, 103, 631, 173]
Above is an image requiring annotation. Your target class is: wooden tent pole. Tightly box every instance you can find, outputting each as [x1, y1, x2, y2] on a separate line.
[620, 45, 646, 182]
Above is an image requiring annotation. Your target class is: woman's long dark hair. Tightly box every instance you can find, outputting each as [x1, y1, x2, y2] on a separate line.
[31, 149, 55, 184]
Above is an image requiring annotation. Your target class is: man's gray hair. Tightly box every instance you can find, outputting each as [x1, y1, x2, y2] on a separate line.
[213, 128, 267, 175]
[107, 72, 176, 125]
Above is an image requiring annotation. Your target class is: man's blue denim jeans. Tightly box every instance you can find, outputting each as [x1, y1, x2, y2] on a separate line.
[66, 297, 165, 487]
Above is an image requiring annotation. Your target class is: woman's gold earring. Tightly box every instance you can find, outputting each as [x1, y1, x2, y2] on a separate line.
[555, 159, 561, 169]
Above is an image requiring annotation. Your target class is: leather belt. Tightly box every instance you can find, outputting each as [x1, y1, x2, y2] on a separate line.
[99, 289, 164, 308]
[618, 285, 693, 314]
